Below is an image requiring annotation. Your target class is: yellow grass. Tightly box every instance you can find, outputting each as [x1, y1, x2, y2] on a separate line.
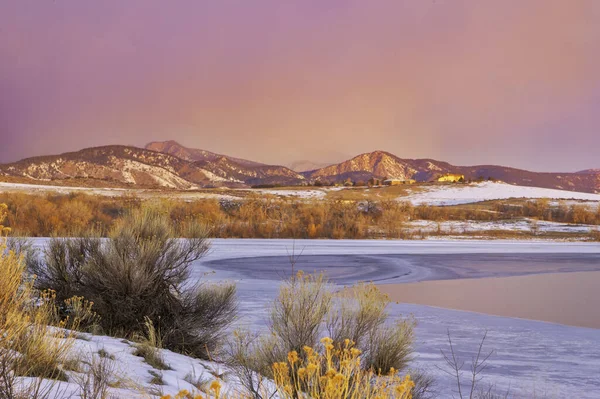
[0, 203, 80, 396]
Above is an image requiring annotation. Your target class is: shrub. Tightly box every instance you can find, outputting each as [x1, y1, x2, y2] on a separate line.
[362, 320, 415, 373]
[272, 338, 414, 399]
[326, 283, 389, 349]
[271, 272, 333, 353]
[30, 204, 237, 359]
[227, 272, 416, 398]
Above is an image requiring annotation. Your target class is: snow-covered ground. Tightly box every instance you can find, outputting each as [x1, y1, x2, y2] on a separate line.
[0, 182, 240, 201]
[33, 333, 253, 398]
[23, 239, 600, 398]
[250, 188, 327, 199]
[403, 181, 600, 206]
[0, 181, 130, 197]
[408, 219, 597, 235]
[0, 181, 334, 201]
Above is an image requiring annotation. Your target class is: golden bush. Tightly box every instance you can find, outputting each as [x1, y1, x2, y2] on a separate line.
[272, 338, 414, 399]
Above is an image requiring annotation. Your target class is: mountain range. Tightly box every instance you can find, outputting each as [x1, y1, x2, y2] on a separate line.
[0, 141, 598, 193]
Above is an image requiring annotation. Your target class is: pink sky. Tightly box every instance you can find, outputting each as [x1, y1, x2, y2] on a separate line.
[1, 0, 599, 171]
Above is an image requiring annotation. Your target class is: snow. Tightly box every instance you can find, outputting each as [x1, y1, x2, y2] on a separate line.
[37, 333, 253, 398]
[404, 181, 600, 206]
[251, 188, 327, 199]
[408, 219, 596, 234]
[0, 182, 130, 196]
[0, 182, 239, 201]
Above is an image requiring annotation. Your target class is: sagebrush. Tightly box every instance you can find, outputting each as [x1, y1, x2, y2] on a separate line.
[29, 204, 237, 359]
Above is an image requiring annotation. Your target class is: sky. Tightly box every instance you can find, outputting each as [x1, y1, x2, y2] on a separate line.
[1, 1, 599, 172]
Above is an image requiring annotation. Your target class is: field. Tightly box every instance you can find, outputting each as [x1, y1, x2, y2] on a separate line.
[1, 180, 600, 240]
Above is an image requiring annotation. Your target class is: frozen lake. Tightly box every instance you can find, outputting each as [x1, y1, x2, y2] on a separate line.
[194, 239, 600, 398]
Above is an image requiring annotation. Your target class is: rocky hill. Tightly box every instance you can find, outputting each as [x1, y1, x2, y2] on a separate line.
[0, 146, 217, 189]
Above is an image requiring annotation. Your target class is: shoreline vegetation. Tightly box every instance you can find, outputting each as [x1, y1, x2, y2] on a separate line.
[0, 191, 599, 241]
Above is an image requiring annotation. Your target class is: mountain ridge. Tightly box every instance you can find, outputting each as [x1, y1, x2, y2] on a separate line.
[0, 143, 598, 193]
[145, 141, 305, 186]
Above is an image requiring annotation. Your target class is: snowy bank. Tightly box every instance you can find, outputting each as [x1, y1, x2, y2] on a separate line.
[403, 181, 600, 205]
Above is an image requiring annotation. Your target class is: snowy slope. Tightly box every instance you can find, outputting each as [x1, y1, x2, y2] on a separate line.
[404, 181, 600, 205]
[37, 333, 254, 399]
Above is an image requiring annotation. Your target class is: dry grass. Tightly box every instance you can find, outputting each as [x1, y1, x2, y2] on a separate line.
[71, 353, 118, 399]
[133, 318, 171, 371]
[2, 190, 599, 240]
[0, 204, 77, 398]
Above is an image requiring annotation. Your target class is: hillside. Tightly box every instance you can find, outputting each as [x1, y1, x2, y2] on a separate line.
[146, 140, 263, 167]
[304, 151, 600, 193]
[0, 145, 217, 189]
[146, 141, 306, 186]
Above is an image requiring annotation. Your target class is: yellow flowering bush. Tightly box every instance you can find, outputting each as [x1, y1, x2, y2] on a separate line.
[272, 337, 414, 399]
